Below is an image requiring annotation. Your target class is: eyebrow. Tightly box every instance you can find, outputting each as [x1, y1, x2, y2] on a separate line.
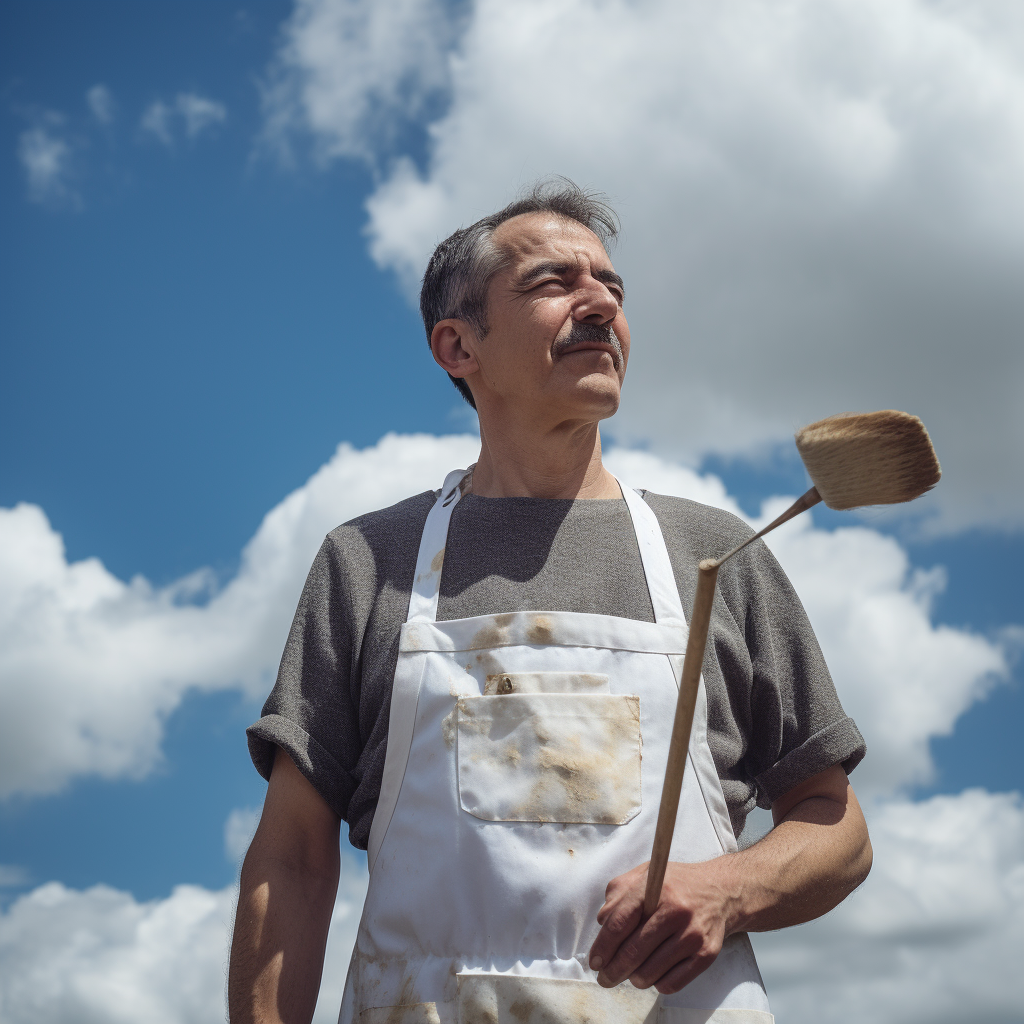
[514, 260, 626, 297]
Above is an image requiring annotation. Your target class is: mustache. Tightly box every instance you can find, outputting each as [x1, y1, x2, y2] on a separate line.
[552, 322, 623, 368]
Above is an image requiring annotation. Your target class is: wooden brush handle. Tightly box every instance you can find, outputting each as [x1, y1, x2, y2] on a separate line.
[643, 560, 720, 917]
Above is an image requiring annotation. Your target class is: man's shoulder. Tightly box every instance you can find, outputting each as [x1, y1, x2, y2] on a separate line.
[641, 490, 755, 552]
[325, 490, 437, 558]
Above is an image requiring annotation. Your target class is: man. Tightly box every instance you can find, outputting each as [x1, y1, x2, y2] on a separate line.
[229, 180, 871, 1023]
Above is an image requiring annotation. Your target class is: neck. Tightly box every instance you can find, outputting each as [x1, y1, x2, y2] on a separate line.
[469, 418, 621, 499]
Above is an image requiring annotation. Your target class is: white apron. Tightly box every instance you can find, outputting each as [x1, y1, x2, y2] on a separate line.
[339, 470, 773, 1024]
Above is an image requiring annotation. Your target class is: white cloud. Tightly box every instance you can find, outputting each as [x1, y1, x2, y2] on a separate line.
[87, 84, 114, 124]
[140, 101, 173, 145]
[753, 788, 1024, 1024]
[268, 0, 1024, 532]
[224, 806, 262, 864]
[141, 94, 226, 145]
[176, 93, 227, 139]
[0, 856, 370, 1024]
[0, 434, 479, 798]
[259, 0, 458, 164]
[0, 881, 232, 1024]
[17, 124, 76, 207]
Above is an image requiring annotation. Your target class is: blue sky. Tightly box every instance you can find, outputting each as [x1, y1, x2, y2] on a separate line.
[1, 3, 1022, 1022]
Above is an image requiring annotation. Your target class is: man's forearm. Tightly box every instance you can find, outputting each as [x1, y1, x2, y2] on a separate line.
[714, 787, 872, 935]
[228, 840, 339, 1024]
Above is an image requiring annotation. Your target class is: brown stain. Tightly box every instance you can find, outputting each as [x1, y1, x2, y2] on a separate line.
[441, 707, 457, 749]
[459, 974, 657, 1024]
[468, 613, 516, 651]
[353, 952, 439, 1023]
[513, 697, 640, 824]
[508, 998, 532, 1022]
[526, 615, 554, 646]
[430, 547, 445, 573]
[463, 695, 641, 825]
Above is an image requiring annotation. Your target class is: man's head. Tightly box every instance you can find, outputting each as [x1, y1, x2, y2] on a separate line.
[420, 179, 629, 425]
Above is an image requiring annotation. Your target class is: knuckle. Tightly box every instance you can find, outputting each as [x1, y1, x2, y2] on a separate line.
[618, 940, 644, 965]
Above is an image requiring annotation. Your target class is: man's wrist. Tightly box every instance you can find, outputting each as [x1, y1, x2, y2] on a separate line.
[703, 851, 764, 936]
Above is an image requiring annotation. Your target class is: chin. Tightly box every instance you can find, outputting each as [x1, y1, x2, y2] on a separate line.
[564, 376, 622, 420]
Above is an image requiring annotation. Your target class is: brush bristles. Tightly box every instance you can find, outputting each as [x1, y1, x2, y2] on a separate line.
[795, 410, 941, 510]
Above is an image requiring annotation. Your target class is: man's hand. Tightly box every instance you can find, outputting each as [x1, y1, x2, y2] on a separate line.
[588, 859, 736, 994]
[588, 764, 872, 994]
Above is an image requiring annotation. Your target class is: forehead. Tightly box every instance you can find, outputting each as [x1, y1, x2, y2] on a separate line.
[491, 212, 612, 272]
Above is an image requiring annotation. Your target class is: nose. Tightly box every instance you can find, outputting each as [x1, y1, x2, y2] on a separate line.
[572, 275, 619, 326]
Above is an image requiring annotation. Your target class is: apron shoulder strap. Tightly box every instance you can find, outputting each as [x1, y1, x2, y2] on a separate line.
[406, 468, 470, 623]
[618, 484, 688, 626]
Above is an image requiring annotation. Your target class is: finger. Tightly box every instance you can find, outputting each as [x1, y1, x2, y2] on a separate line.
[595, 915, 666, 988]
[627, 930, 702, 991]
[589, 893, 644, 975]
[652, 944, 719, 995]
[596, 871, 638, 926]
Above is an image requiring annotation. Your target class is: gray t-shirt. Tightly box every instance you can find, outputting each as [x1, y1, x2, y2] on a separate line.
[247, 491, 865, 848]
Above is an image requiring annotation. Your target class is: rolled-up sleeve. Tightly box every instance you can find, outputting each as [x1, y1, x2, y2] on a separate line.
[246, 536, 363, 821]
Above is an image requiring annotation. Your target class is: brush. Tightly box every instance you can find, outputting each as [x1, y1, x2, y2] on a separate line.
[643, 410, 940, 917]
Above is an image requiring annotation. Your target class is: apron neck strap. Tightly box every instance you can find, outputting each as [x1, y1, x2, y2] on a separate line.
[406, 468, 471, 623]
[405, 470, 687, 626]
[618, 483, 687, 626]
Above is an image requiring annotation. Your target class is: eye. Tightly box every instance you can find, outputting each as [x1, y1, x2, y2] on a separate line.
[531, 277, 568, 292]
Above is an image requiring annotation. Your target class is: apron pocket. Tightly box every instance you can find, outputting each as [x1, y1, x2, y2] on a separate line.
[457, 693, 642, 824]
[457, 973, 658, 1023]
[360, 1003, 440, 1023]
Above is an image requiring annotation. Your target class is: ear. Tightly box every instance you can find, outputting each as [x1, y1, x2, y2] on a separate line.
[430, 319, 480, 380]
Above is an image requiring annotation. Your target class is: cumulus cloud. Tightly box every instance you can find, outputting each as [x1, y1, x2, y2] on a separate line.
[17, 123, 76, 207]
[141, 93, 226, 145]
[0, 434, 479, 798]
[0, 881, 232, 1024]
[268, 0, 1024, 532]
[86, 84, 114, 124]
[259, 0, 459, 164]
[753, 788, 1024, 1023]
[0, 856, 369, 1024]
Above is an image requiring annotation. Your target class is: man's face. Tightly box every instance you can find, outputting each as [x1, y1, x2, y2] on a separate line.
[467, 212, 630, 424]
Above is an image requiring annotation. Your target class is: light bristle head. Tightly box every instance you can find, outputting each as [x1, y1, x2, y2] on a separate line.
[795, 410, 941, 510]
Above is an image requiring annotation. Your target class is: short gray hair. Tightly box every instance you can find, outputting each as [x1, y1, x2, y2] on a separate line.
[419, 177, 620, 408]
